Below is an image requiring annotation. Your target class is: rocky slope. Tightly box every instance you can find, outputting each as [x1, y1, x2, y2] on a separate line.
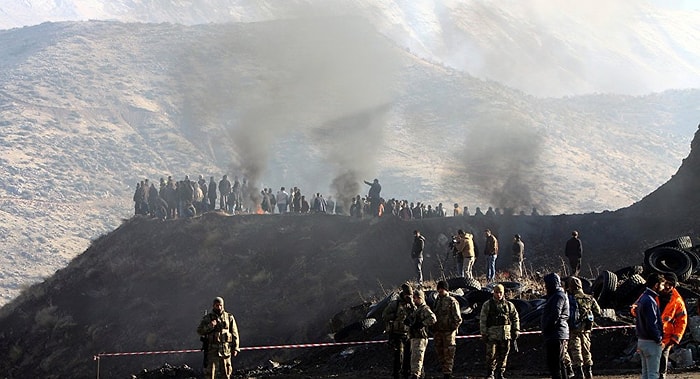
[1, 18, 698, 307]
[0, 125, 699, 378]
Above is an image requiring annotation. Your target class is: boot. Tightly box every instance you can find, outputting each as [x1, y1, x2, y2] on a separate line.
[584, 365, 594, 379]
[496, 368, 507, 379]
[443, 374, 452, 379]
[565, 364, 575, 379]
[486, 369, 496, 379]
[572, 365, 584, 379]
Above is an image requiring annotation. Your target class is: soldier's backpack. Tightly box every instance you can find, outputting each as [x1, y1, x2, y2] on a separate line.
[569, 294, 595, 331]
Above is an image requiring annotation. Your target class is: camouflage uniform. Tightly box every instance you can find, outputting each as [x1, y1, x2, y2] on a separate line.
[197, 297, 240, 379]
[564, 278, 601, 378]
[480, 297, 519, 379]
[432, 290, 462, 377]
[408, 290, 437, 379]
[382, 288, 416, 379]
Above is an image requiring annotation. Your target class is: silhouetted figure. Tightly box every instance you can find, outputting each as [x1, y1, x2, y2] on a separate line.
[364, 178, 382, 216]
[565, 231, 583, 276]
[474, 207, 484, 217]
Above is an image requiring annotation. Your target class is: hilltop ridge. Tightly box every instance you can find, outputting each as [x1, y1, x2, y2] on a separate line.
[1, 124, 700, 377]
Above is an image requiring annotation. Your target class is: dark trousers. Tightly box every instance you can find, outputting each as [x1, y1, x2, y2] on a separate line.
[545, 339, 568, 379]
[567, 256, 581, 276]
[388, 334, 411, 379]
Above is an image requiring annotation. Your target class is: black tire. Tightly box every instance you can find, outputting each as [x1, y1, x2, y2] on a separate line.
[466, 289, 494, 306]
[614, 266, 644, 281]
[446, 277, 482, 291]
[528, 299, 546, 309]
[685, 249, 700, 275]
[614, 274, 646, 307]
[520, 307, 544, 329]
[676, 285, 700, 300]
[453, 294, 470, 308]
[365, 292, 397, 319]
[645, 236, 694, 256]
[592, 271, 618, 308]
[645, 247, 694, 282]
[334, 318, 382, 341]
[511, 299, 532, 317]
[499, 281, 523, 292]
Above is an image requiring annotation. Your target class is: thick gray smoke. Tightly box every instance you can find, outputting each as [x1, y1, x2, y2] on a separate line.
[460, 110, 547, 214]
[175, 13, 400, 207]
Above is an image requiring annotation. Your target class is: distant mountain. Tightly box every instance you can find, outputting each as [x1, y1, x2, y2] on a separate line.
[0, 7, 698, 307]
[1, 1, 699, 96]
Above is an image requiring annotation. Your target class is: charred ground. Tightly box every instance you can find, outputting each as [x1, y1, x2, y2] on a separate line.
[1, 128, 700, 378]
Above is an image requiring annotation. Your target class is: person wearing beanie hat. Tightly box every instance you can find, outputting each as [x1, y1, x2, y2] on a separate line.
[563, 277, 602, 379]
[382, 283, 416, 379]
[541, 273, 570, 379]
[197, 296, 240, 379]
[658, 272, 688, 379]
[433, 280, 462, 379]
[408, 290, 436, 379]
[480, 283, 519, 379]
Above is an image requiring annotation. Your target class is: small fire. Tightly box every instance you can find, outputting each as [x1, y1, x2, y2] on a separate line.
[256, 205, 264, 215]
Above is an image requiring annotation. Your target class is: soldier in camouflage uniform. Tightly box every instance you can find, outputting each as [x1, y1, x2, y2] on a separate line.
[197, 297, 240, 379]
[382, 283, 416, 379]
[432, 280, 462, 379]
[408, 290, 437, 379]
[564, 277, 601, 379]
[480, 284, 520, 379]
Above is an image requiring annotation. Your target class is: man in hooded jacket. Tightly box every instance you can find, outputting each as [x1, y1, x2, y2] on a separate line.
[541, 273, 570, 379]
[197, 297, 240, 379]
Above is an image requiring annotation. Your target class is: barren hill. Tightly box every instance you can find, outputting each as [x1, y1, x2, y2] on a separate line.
[1, 125, 699, 378]
[1, 18, 699, 308]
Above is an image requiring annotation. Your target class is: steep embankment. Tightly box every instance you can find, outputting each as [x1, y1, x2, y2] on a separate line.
[1, 208, 700, 377]
[1, 126, 700, 378]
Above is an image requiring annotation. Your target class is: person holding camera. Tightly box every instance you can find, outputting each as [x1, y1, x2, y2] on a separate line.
[407, 290, 437, 379]
[480, 284, 520, 379]
[197, 297, 240, 379]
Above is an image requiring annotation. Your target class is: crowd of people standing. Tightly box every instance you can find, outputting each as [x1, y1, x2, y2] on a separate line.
[132, 175, 543, 221]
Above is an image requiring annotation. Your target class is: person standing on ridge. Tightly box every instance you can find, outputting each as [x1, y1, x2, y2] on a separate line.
[511, 234, 525, 279]
[565, 231, 583, 276]
[197, 297, 240, 379]
[364, 178, 382, 216]
[411, 230, 425, 287]
[484, 229, 499, 282]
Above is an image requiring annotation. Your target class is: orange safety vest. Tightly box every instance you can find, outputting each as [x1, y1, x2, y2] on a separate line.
[661, 287, 688, 345]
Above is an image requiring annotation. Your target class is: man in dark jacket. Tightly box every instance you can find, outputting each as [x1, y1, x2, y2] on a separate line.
[564, 231, 583, 276]
[634, 273, 666, 379]
[541, 273, 569, 379]
[411, 230, 425, 286]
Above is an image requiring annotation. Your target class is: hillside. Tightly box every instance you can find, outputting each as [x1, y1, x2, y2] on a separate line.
[1, 18, 698, 308]
[2, 0, 699, 97]
[0, 125, 699, 378]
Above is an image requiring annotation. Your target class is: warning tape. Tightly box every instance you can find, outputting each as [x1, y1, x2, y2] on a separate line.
[92, 324, 635, 361]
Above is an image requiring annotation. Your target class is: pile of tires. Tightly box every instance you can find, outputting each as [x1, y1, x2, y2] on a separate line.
[643, 236, 699, 282]
[614, 274, 646, 307]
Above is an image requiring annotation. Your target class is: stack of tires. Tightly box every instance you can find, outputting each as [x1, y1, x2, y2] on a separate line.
[643, 236, 699, 283]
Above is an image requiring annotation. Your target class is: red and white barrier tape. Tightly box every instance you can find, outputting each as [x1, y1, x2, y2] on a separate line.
[92, 324, 635, 361]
